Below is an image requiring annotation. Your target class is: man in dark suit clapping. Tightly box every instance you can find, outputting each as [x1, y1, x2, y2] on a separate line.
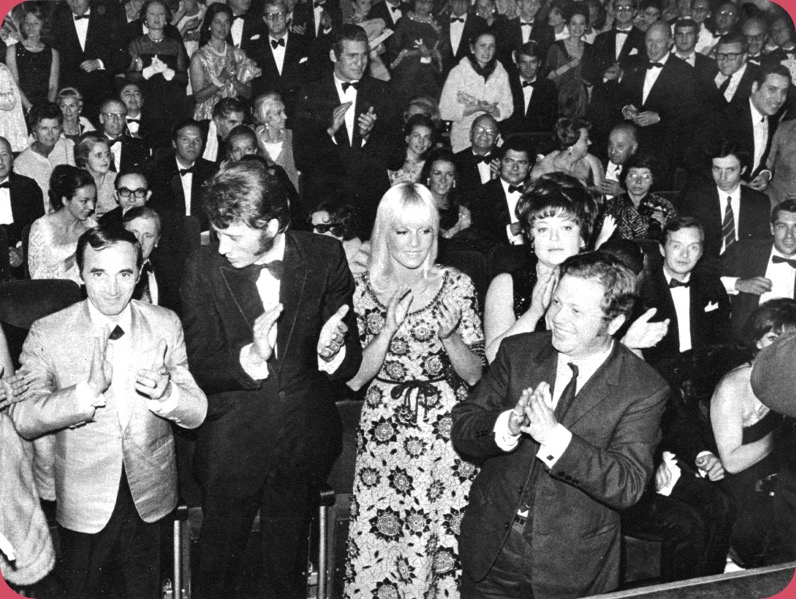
[182, 162, 361, 599]
[452, 251, 668, 598]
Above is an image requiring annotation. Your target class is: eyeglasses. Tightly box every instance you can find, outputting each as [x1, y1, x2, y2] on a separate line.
[615, 6, 635, 12]
[473, 127, 498, 136]
[265, 12, 286, 20]
[102, 113, 126, 120]
[745, 34, 767, 42]
[716, 52, 743, 61]
[312, 223, 338, 234]
[117, 187, 148, 199]
[626, 173, 652, 181]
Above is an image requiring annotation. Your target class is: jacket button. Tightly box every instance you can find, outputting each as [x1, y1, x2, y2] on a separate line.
[279, 391, 286, 399]
[504, 521, 510, 529]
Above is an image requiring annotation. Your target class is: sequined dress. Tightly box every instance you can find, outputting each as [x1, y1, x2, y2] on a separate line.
[345, 267, 484, 598]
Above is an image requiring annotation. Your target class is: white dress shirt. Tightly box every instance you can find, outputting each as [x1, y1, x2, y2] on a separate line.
[759, 247, 796, 305]
[715, 62, 747, 103]
[520, 19, 535, 45]
[231, 13, 245, 47]
[106, 135, 123, 172]
[450, 12, 467, 57]
[520, 76, 536, 113]
[74, 10, 90, 52]
[718, 184, 741, 254]
[270, 32, 288, 75]
[750, 98, 768, 173]
[385, 1, 402, 25]
[475, 151, 492, 184]
[334, 74, 358, 144]
[125, 115, 141, 137]
[642, 51, 669, 105]
[202, 120, 220, 162]
[615, 26, 633, 60]
[0, 177, 13, 226]
[176, 157, 194, 215]
[501, 178, 524, 244]
[664, 270, 693, 352]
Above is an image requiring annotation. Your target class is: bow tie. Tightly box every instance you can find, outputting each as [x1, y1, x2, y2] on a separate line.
[647, 61, 664, 69]
[451, 16, 464, 23]
[107, 138, 121, 147]
[669, 278, 690, 288]
[474, 154, 492, 164]
[508, 184, 523, 194]
[243, 260, 285, 282]
[615, 29, 630, 36]
[390, 5, 401, 12]
[74, 13, 90, 21]
[109, 325, 125, 340]
[271, 38, 285, 48]
[341, 81, 359, 92]
[522, 79, 536, 88]
[127, 118, 140, 124]
[772, 255, 796, 268]
[232, 14, 244, 21]
[179, 167, 194, 176]
[520, 21, 533, 27]
[0, 181, 9, 190]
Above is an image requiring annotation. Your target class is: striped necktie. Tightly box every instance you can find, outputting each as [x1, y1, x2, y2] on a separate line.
[722, 197, 736, 252]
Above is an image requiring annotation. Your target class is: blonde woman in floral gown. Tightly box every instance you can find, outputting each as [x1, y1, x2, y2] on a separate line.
[345, 183, 484, 598]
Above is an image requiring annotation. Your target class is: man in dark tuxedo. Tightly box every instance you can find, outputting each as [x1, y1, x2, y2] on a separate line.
[501, 41, 558, 137]
[150, 120, 218, 232]
[742, 17, 767, 66]
[182, 162, 361, 599]
[495, 0, 553, 68]
[584, 0, 645, 85]
[469, 138, 532, 246]
[123, 206, 163, 306]
[452, 251, 668, 598]
[713, 33, 759, 107]
[98, 169, 152, 228]
[440, 0, 488, 74]
[200, 98, 247, 166]
[228, 0, 265, 51]
[53, 0, 129, 121]
[0, 137, 44, 275]
[722, 200, 796, 339]
[367, 0, 409, 30]
[672, 19, 719, 98]
[616, 21, 699, 186]
[249, 0, 312, 116]
[680, 142, 772, 270]
[292, 0, 341, 68]
[294, 24, 400, 238]
[119, 83, 151, 144]
[99, 99, 152, 174]
[596, 123, 638, 198]
[454, 114, 500, 201]
[640, 217, 731, 367]
[723, 64, 791, 192]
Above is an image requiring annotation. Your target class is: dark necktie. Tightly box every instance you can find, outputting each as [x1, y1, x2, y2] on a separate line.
[271, 38, 285, 48]
[669, 278, 690, 288]
[772, 255, 796, 268]
[522, 80, 536, 88]
[451, 16, 464, 23]
[508, 184, 523, 194]
[557, 362, 579, 416]
[718, 74, 732, 95]
[135, 262, 153, 303]
[179, 167, 194, 177]
[74, 14, 89, 21]
[647, 61, 663, 69]
[722, 197, 736, 251]
[0, 182, 9, 190]
[243, 260, 285, 282]
[109, 325, 125, 340]
[341, 81, 359, 92]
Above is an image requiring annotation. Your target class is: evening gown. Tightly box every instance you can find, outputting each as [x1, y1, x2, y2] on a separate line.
[14, 43, 53, 107]
[345, 267, 484, 598]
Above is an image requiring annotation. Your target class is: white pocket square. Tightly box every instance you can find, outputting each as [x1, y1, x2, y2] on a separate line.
[705, 302, 719, 312]
[299, 56, 308, 63]
[629, 48, 638, 55]
[250, 34, 261, 40]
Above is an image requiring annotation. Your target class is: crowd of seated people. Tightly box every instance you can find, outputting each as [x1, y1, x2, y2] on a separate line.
[2, 0, 796, 597]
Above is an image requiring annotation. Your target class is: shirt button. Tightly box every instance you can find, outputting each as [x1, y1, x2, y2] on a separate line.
[279, 391, 286, 399]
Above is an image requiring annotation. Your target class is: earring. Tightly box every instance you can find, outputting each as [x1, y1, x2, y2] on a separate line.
[452, 180, 456, 188]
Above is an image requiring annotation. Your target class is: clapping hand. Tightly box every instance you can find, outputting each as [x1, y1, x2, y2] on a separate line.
[622, 308, 669, 350]
[518, 382, 558, 445]
[135, 339, 171, 401]
[528, 268, 558, 321]
[0, 366, 30, 411]
[86, 330, 112, 405]
[328, 102, 353, 137]
[437, 296, 462, 340]
[358, 106, 377, 138]
[317, 305, 350, 362]
[385, 285, 413, 335]
[695, 452, 725, 481]
[252, 304, 284, 363]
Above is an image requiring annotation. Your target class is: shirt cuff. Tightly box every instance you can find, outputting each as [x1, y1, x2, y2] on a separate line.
[75, 381, 101, 413]
[142, 65, 156, 80]
[240, 343, 270, 380]
[493, 410, 521, 452]
[536, 424, 572, 468]
[97, 59, 105, 70]
[721, 276, 739, 295]
[148, 382, 181, 418]
[318, 346, 346, 374]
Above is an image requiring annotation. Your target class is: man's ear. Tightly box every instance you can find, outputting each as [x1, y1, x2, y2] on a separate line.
[751, 81, 759, 95]
[145, 190, 153, 203]
[329, 48, 337, 64]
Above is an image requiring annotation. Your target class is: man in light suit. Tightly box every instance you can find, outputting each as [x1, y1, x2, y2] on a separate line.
[452, 252, 668, 598]
[10, 225, 207, 599]
[182, 162, 362, 599]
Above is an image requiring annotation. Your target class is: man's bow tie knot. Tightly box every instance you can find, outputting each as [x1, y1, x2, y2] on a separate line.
[615, 29, 630, 36]
[772, 255, 796, 268]
[107, 138, 121, 147]
[179, 167, 194, 177]
[522, 80, 535, 88]
[341, 80, 360, 92]
[508, 184, 523, 194]
[244, 260, 285, 282]
[474, 154, 492, 164]
[0, 182, 9, 190]
[126, 118, 140, 124]
[520, 21, 533, 27]
[271, 38, 285, 48]
[74, 13, 89, 20]
[669, 278, 690, 288]
[109, 325, 125, 341]
[647, 61, 664, 69]
[390, 5, 401, 12]
[450, 16, 464, 23]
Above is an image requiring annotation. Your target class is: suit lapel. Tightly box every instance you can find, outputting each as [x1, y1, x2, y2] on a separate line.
[277, 233, 308, 371]
[120, 305, 145, 432]
[220, 261, 265, 329]
[559, 344, 621, 428]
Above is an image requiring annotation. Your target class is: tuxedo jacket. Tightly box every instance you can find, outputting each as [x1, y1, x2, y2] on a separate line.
[468, 178, 516, 245]
[367, 0, 410, 30]
[52, 2, 129, 113]
[234, 11, 268, 54]
[5, 173, 44, 247]
[679, 183, 772, 266]
[440, 13, 488, 74]
[722, 100, 779, 181]
[180, 232, 362, 495]
[148, 154, 218, 231]
[292, 1, 342, 40]
[453, 148, 495, 203]
[721, 239, 786, 340]
[249, 31, 312, 104]
[722, 63, 760, 108]
[584, 26, 645, 85]
[9, 300, 207, 534]
[495, 17, 554, 67]
[107, 135, 151, 175]
[640, 266, 731, 366]
[451, 332, 668, 596]
[500, 74, 558, 136]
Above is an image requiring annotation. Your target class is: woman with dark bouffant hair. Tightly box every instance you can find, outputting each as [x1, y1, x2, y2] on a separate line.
[531, 117, 605, 188]
[28, 165, 96, 283]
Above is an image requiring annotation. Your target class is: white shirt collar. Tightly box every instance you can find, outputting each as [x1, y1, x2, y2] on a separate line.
[558, 339, 614, 371]
[87, 300, 133, 331]
[663, 268, 692, 285]
[750, 97, 767, 124]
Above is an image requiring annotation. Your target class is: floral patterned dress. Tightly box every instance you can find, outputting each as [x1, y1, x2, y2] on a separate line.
[345, 267, 484, 599]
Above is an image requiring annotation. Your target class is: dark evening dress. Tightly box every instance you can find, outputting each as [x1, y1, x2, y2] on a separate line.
[14, 43, 53, 107]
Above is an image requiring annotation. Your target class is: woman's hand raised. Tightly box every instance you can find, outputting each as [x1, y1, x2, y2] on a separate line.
[385, 285, 413, 335]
